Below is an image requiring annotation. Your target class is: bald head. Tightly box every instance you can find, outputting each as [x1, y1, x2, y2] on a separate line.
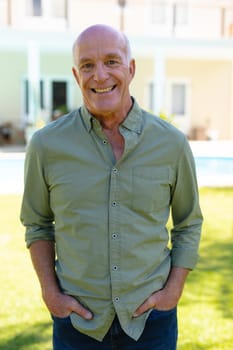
[71, 23, 136, 120]
[72, 24, 132, 66]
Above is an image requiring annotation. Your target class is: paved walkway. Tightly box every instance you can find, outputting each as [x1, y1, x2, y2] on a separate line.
[189, 140, 233, 157]
[0, 144, 26, 154]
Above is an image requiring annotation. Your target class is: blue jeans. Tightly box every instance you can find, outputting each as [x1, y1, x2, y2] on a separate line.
[52, 307, 177, 350]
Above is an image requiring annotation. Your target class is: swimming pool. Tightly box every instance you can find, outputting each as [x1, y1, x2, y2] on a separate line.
[0, 154, 232, 193]
[194, 156, 233, 187]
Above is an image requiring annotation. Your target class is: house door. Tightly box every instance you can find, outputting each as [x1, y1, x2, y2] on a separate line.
[52, 81, 68, 119]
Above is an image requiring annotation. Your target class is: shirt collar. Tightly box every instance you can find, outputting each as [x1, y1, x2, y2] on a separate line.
[80, 98, 143, 135]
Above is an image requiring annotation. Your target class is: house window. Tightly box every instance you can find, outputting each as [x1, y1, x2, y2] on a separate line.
[52, 81, 67, 112]
[24, 80, 29, 115]
[23, 77, 72, 124]
[149, 0, 189, 29]
[151, 0, 167, 25]
[148, 81, 154, 111]
[23, 79, 44, 115]
[171, 83, 186, 116]
[49, 0, 66, 18]
[173, 2, 189, 26]
[33, 0, 42, 16]
[26, 0, 66, 18]
[26, 0, 42, 17]
[40, 80, 44, 109]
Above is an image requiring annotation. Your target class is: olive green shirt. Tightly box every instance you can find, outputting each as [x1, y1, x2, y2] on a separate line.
[20, 100, 202, 341]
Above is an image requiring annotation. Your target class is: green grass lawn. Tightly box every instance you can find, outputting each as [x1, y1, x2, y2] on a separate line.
[0, 188, 233, 349]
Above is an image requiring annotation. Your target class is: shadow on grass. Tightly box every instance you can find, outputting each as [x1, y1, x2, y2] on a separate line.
[185, 238, 233, 320]
[0, 321, 51, 350]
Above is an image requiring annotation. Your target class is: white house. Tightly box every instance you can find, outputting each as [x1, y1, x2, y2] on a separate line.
[0, 0, 233, 143]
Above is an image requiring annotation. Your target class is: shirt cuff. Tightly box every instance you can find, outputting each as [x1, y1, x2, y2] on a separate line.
[25, 225, 55, 248]
[171, 248, 199, 270]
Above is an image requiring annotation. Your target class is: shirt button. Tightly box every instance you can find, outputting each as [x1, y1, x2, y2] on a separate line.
[112, 201, 117, 207]
[114, 297, 120, 302]
[103, 139, 108, 144]
[112, 233, 118, 239]
[113, 266, 118, 271]
[112, 168, 118, 174]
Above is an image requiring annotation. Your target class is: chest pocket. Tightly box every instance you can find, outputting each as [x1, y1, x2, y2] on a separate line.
[132, 167, 171, 213]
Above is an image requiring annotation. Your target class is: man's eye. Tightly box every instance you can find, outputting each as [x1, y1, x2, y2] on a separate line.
[106, 60, 119, 66]
[80, 63, 93, 71]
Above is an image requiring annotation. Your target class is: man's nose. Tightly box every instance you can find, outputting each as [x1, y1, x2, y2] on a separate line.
[93, 63, 108, 81]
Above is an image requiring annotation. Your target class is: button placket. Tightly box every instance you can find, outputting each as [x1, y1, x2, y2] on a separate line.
[109, 166, 121, 307]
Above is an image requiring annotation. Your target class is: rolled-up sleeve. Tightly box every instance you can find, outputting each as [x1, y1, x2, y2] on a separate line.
[170, 137, 203, 269]
[20, 132, 55, 248]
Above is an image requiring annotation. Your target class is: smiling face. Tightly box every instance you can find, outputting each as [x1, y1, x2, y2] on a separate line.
[72, 25, 135, 120]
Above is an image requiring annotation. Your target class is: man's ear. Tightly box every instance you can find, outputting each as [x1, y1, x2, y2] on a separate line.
[72, 67, 80, 86]
[129, 59, 136, 80]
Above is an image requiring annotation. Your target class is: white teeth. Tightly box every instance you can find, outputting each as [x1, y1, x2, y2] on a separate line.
[94, 86, 113, 93]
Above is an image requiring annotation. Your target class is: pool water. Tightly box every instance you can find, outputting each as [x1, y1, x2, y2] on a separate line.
[0, 155, 233, 193]
[195, 157, 233, 177]
[194, 157, 233, 186]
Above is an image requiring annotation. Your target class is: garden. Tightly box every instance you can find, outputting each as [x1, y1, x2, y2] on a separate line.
[0, 188, 232, 349]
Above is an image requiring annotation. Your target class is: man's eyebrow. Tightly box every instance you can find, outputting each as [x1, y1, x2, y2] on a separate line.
[78, 57, 92, 64]
[105, 53, 122, 59]
[77, 53, 122, 67]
